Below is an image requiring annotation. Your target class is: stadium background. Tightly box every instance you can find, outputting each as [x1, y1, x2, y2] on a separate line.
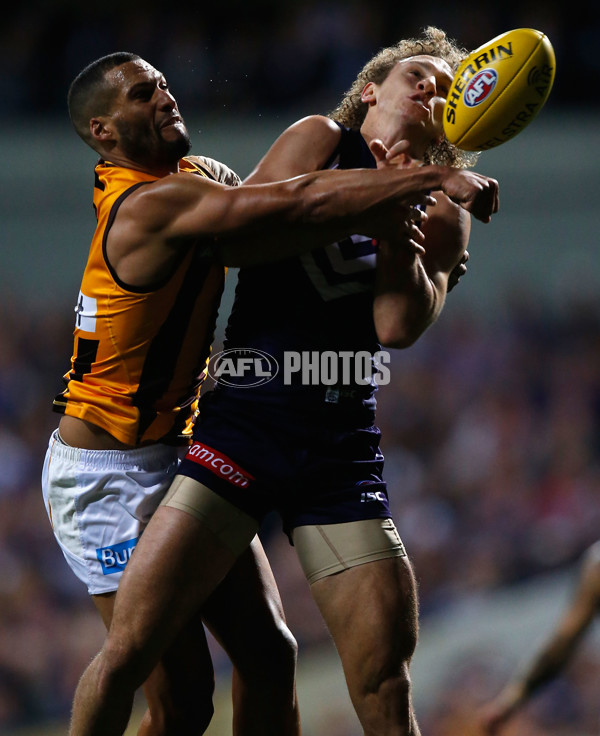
[1, 1, 600, 734]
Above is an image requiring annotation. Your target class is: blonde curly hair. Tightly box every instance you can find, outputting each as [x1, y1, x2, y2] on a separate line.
[330, 26, 478, 169]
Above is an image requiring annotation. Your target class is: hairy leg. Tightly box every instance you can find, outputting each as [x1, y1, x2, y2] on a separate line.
[310, 556, 421, 736]
[203, 537, 300, 736]
[69, 501, 245, 736]
[93, 594, 215, 736]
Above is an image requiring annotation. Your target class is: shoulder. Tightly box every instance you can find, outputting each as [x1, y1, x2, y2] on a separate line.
[286, 114, 342, 136]
[246, 115, 342, 182]
[186, 155, 242, 187]
[117, 170, 220, 234]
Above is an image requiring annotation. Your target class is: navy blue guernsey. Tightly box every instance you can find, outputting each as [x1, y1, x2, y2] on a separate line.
[213, 124, 386, 425]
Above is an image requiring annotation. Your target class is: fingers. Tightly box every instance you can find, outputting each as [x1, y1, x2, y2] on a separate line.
[385, 140, 417, 168]
[385, 140, 411, 159]
[445, 170, 499, 223]
[369, 139, 422, 169]
[447, 259, 467, 293]
[470, 182, 499, 222]
[405, 192, 437, 210]
[472, 174, 499, 222]
[369, 138, 389, 167]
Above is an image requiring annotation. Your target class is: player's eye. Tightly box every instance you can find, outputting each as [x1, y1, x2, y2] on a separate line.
[132, 84, 154, 100]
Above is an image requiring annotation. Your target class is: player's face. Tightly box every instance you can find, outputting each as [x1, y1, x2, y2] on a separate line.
[365, 55, 453, 145]
[104, 60, 191, 167]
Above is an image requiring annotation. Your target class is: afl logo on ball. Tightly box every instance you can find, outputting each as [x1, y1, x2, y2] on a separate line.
[464, 69, 498, 107]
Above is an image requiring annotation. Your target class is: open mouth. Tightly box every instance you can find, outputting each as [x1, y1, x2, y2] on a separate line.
[161, 117, 182, 129]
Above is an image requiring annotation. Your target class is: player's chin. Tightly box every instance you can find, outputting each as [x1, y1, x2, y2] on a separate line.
[161, 129, 192, 159]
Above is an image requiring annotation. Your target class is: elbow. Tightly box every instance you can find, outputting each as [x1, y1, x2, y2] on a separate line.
[377, 331, 423, 350]
[374, 303, 435, 349]
[377, 323, 424, 349]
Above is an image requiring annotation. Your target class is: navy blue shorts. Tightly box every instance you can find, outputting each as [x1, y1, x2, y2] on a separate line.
[177, 395, 391, 535]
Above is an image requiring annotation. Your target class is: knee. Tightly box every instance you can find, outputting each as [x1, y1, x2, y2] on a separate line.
[274, 622, 299, 678]
[261, 619, 298, 682]
[96, 636, 151, 695]
[240, 620, 298, 684]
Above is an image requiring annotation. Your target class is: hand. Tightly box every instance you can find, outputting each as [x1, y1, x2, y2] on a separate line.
[440, 168, 499, 223]
[370, 138, 437, 231]
[447, 250, 469, 292]
[369, 138, 420, 170]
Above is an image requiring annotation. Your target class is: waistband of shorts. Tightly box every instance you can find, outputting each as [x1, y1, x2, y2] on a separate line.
[49, 429, 181, 470]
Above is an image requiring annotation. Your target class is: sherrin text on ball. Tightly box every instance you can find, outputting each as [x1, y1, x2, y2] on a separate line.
[443, 28, 555, 151]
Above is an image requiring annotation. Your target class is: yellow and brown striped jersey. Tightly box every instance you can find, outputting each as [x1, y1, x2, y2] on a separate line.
[53, 156, 238, 446]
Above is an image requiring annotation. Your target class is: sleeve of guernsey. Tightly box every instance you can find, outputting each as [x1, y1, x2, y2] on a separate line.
[196, 155, 242, 187]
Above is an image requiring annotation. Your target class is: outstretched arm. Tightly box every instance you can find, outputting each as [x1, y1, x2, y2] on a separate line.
[480, 544, 600, 734]
[109, 115, 498, 285]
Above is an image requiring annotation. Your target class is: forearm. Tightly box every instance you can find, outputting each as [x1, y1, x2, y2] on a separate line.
[213, 166, 445, 267]
[519, 636, 580, 695]
[493, 635, 578, 721]
[373, 242, 443, 348]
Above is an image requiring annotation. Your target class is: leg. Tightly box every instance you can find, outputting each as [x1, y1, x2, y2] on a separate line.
[93, 594, 215, 735]
[69, 478, 258, 736]
[293, 519, 420, 736]
[137, 611, 215, 736]
[311, 556, 420, 736]
[203, 537, 300, 736]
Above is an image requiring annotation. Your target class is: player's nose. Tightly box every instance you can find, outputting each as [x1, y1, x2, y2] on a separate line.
[418, 76, 437, 97]
[157, 85, 177, 109]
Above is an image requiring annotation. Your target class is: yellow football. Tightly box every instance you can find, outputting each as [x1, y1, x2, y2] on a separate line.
[443, 28, 556, 151]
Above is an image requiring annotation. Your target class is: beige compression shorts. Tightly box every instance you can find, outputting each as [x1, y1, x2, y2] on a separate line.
[162, 478, 406, 583]
[293, 518, 407, 584]
[161, 475, 259, 557]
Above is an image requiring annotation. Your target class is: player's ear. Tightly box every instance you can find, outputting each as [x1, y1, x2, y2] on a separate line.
[361, 82, 377, 104]
[90, 117, 115, 143]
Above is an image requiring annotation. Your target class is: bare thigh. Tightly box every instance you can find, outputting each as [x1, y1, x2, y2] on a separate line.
[202, 536, 298, 675]
[104, 503, 243, 686]
[203, 537, 301, 736]
[310, 556, 419, 709]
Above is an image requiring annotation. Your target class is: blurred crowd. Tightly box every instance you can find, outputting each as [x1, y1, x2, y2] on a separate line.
[1, 289, 599, 732]
[1, 0, 598, 121]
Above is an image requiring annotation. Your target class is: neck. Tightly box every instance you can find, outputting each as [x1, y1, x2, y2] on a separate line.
[114, 157, 179, 177]
[360, 120, 429, 161]
[98, 149, 180, 177]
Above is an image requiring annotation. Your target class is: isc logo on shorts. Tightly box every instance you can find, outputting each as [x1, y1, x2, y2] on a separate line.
[96, 537, 138, 575]
[360, 490, 387, 503]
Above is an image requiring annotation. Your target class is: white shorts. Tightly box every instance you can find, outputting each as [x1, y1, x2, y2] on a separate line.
[42, 429, 181, 595]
